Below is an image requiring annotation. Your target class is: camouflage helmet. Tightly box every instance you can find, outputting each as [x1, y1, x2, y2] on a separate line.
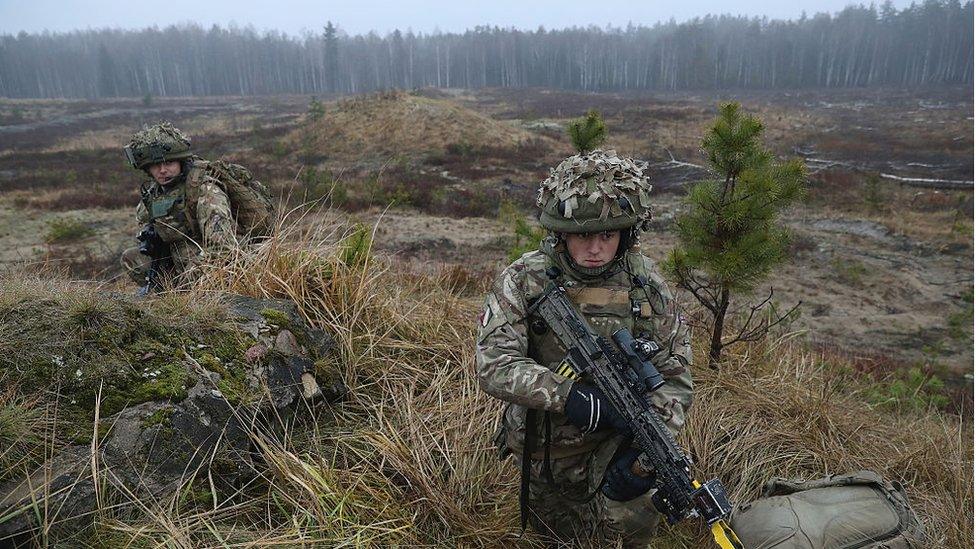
[123, 122, 192, 170]
[536, 149, 653, 233]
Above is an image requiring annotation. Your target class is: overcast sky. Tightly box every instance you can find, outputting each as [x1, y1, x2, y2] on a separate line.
[1, 0, 918, 36]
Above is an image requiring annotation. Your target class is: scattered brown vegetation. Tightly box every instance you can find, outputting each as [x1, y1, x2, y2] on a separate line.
[1, 205, 970, 547]
[9, 212, 973, 548]
[295, 163, 508, 218]
[34, 245, 120, 280]
[808, 168, 973, 250]
[424, 138, 552, 180]
[11, 185, 138, 211]
[286, 90, 545, 160]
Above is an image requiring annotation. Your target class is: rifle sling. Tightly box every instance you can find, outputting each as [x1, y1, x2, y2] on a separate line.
[519, 408, 536, 531]
[542, 412, 554, 484]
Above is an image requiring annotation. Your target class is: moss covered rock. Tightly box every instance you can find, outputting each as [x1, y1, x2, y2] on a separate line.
[0, 281, 346, 542]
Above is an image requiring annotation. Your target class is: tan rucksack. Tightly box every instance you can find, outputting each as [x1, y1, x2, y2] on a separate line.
[186, 159, 276, 237]
[730, 470, 926, 548]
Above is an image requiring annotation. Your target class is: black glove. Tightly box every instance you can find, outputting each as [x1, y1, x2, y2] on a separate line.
[601, 446, 655, 502]
[563, 382, 630, 435]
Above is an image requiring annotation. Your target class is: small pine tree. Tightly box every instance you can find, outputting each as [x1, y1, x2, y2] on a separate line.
[307, 96, 325, 122]
[664, 102, 806, 367]
[567, 109, 607, 153]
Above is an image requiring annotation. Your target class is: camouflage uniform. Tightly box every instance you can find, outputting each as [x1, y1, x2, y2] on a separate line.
[475, 150, 693, 546]
[120, 123, 238, 285]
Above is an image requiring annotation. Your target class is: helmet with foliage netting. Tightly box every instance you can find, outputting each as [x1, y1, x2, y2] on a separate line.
[536, 149, 653, 233]
[123, 122, 192, 170]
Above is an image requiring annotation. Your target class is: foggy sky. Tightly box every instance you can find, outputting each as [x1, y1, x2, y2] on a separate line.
[0, 0, 920, 36]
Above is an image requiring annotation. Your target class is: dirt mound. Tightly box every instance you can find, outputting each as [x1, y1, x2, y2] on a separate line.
[290, 90, 541, 159]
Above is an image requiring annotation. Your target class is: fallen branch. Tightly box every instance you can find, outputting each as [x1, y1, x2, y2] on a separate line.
[802, 158, 857, 174]
[879, 173, 973, 190]
[645, 150, 713, 187]
[653, 149, 709, 171]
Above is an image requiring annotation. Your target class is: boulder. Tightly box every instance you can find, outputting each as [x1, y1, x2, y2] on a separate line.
[0, 293, 345, 543]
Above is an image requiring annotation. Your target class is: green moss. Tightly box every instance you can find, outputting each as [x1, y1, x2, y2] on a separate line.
[212, 357, 258, 406]
[260, 307, 292, 328]
[0, 282, 267, 455]
[65, 417, 113, 445]
[189, 330, 257, 405]
[179, 484, 215, 509]
[210, 329, 252, 359]
[141, 408, 172, 429]
[101, 360, 191, 417]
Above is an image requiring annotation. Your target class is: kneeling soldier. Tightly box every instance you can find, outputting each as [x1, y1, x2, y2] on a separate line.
[120, 123, 239, 292]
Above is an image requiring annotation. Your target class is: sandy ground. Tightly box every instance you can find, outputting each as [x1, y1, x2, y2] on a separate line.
[0, 206, 132, 267]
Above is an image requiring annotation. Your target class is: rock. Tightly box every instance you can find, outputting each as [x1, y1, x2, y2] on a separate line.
[301, 372, 323, 400]
[274, 329, 304, 357]
[0, 294, 345, 542]
[244, 343, 268, 363]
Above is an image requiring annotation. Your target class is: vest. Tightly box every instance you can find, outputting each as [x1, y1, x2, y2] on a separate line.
[141, 179, 197, 244]
[502, 246, 664, 458]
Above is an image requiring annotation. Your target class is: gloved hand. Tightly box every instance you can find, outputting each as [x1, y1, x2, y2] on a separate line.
[601, 446, 655, 502]
[563, 382, 630, 435]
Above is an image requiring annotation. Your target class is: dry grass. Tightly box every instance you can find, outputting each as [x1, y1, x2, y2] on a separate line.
[679, 338, 972, 548]
[43, 129, 135, 154]
[171, 206, 525, 545]
[2, 205, 971, 547]
[808, 169, 974, 248]
[286, 90, 545, 160]
[38, 113, 266, 155]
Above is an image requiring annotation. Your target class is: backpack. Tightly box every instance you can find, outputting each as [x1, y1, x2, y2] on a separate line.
[730, 470, 927, 548]
[186, 159, 276, 238]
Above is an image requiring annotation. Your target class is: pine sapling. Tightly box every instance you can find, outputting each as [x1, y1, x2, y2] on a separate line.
[567, 109, 607, 153]
[664, 102, 806, 368]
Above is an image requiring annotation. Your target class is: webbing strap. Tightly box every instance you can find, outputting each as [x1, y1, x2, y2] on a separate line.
[710, 520, 744, 549]
[519, 408, 537, 531]
[542, 412, 554, 484]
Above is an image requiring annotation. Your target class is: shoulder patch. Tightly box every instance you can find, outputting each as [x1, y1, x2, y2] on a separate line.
[480, 302, 492, 328]
[477, 292, 511, 343]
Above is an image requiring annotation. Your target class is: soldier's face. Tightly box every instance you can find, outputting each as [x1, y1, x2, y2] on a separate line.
[564, 231, 620, 268]
[148, 160, 181, 185]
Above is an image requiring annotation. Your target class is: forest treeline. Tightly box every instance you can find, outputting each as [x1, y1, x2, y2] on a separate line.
[0, 0, 972, 98]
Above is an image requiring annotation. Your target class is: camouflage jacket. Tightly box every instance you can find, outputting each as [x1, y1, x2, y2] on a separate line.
[475, 240, 693, 458]
[136, 158, 238, 250]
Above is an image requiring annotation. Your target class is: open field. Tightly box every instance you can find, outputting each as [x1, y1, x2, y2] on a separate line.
[0, 86, 972, 396]
[0, 86, 972, 547]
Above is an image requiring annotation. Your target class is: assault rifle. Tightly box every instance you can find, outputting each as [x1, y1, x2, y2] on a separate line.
[528, 275, 743, 549]
[136, 223, 172, 296]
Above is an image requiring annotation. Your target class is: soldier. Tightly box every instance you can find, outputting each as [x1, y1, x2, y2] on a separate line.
[475, 149, 693, 546]
[120, 122, 239, 290]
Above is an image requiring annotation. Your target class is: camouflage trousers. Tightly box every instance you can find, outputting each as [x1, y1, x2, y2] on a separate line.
[120, 242, 199, 286]
[519, 434, 661, 548]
